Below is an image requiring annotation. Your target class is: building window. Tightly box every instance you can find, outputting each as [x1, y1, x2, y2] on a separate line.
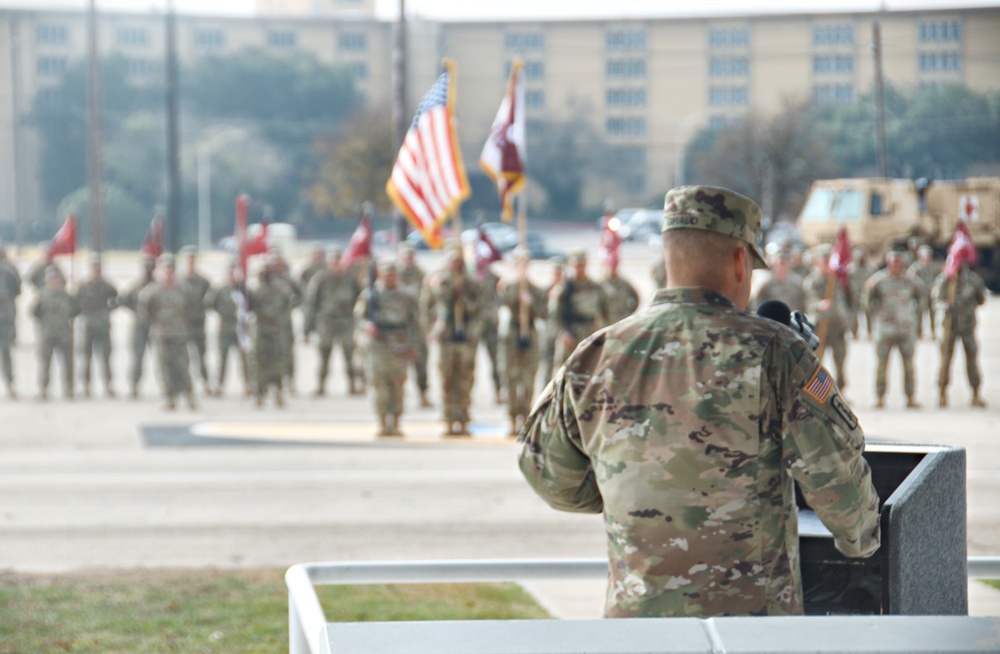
[606, 88, 647, 108]
[504, 32, 545, 51]
[116, 27, 149, 47]
[606, 29, 646, 51]
[526, 119, 545, 140]
[36, 24, 68, 46]
[837, 55, 854, 73]
[709, 115, 738, 131]
[814, 55, 854, 74]
[606, 58, 646, 79]
[626, 174, 647, 195]
[339, 32, 367, 51]
[919, 51, 962, 72]
[193, 29, 226, 49]
[710, 56, 749, 77]
[814, 84, 855, 104]
[525, 90, 545, 109]
[709, 86, 749, 106]
[813, 24, 855, 45]
[919, 20, 961, 43]
[617, 145, 647, 165]
[606, 117, 646, 137]
[37, 56, 68, 77]
[347, 62, 368, 80]
[523, 61, 545, 79]
[708, 27, 749, 49]
[126, 58, 155, 78]
[267, 30, 297, 49]
[37, 87, 62, 106]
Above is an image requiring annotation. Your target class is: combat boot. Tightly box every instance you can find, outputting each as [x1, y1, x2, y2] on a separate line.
[6, 385, 17, 400]
[131, 383, 140, 400]
[313, 381, 326, 398]
[275, 390, 285, 408]
[938, 388, 948, 408]
[509, 417, 519, 437]
[905, 396, 921, 409]
[164, 396, 177, 411]
[255, 393, 265, 408]
[875, 396, 885, 409]
[83, 382, 91, 399]
[971, 389, 987, 408]
[186, 392, 198, 410]
[495, 389, 504, 405]
[106, 386, 116, 399]
[419, 390, 433, 408]
[377, 414, 390, 437]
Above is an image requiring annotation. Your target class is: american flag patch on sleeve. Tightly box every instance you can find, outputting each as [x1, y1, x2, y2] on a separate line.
[803, 366, 834, 403]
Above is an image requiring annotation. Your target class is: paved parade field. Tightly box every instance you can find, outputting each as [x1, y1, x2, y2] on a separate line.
[2, 228, 999, 620]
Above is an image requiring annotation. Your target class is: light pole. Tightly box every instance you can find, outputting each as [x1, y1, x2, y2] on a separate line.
[196, 127, 243, 252]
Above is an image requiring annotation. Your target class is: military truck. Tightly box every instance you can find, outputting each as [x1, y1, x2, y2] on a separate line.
[797, 177, 1000, 290]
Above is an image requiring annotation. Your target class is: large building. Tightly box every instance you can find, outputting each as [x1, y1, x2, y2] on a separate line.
[2, 4, 998, 236]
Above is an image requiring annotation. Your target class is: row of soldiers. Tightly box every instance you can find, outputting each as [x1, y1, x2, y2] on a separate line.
[749, 241, 987, 409]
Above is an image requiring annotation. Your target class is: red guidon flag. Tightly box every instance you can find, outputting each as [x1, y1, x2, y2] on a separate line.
[140, 217, 165, 258]
[945, 221, 978, 279]
[245, 221, 270, 256]
[385, 60, 470, 250]
[479, 60, 525, 223]
[598, 210, 622, 270]
[474, 226, 503, 281]
[341, 211, 372, 271]
[828, 226, 853, 289]
[48, 213, 78, 256]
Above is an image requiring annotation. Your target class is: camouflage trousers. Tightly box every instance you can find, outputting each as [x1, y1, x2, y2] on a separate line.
[317, 321, 354, 387]
[367, 344, 408, 417]
[502, 334, 540, 419]
[38, 333, 73, 395]
[281, 318, 295, 383]
[253, 328, 285, 393]
[438, 340, 477, 423]
[938, 328, 981, 391]
[80, 321, 113, 388]
[188, 320, 209, 384]
[0, 320, 14, 385]
[874, 333, 916, 398]
[156, 336, 192, 398]
[410, 339, 429, 393]
[130, 322, 151, 387]
[819, 327, 849, 389]
[481, 321, 501, 394]
[918, 301, 936, 339]
[216, 328, 247, 391]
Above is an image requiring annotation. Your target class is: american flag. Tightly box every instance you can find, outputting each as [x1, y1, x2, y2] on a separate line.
[804, 367, 834, 403]
[386, 60, 470, 250]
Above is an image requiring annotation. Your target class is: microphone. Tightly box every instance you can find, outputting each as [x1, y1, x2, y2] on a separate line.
[756, 300, 821, 350]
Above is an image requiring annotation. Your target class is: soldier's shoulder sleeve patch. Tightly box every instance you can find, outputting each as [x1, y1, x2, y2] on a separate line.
[802, 366, 834, 404]
[830, 393, 859, 431]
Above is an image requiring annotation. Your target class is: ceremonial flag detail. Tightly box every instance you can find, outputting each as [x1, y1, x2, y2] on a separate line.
[828, 226, 853, 289]
[341, 213, 372, 271]
[804, 366, 834, 404]
[479, 61, 525, 222]
[945, 220, 978, 279]
[474, 226, 503, 280]
[245, 221, 270, 256]
[48, 214, 78, 256]
[598, 212, 622, 270]
[386, 60, 470, 250]
[140, 217, 165, 258]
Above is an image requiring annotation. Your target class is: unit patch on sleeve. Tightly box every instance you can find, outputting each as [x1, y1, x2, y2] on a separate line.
[831, 393, 859, 431]
[803, 366, 834, 404]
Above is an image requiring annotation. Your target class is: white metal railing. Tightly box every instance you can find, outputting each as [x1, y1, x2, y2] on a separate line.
[286, 557, 1000, 654]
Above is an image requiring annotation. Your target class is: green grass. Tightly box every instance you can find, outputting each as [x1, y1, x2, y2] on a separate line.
[982, 579, 1000, 592]
[0, 568, 549, 654]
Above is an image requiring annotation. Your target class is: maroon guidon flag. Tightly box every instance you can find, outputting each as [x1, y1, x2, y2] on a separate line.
[341, 210, 373, 272]
[474, 226, 503, 281]
[828, 226, 853, 289]
[945, 221, 978, 279]
[48, 213, 78, 256]
[140, 217, 165, 258]
[480, 60, 525, 223]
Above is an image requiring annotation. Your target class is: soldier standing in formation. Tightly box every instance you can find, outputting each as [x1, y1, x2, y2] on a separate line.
[398, 243, 433, 407]
[849, 247, 877, 340]
[518, 186, 879, 618]
[602, 256, 639, 324]
[271, 256, 301, 395]
[862, 250, 924, 409]
[750, 244, 806, 312]
[249, 258, 293, 407]
[205, 263, 248, 397]
[427, 248, 483, 436]
[804, 244, 855, 390]
[354, 260, 421, 437]
[141, 255, 195, 410]
[76, 254, 119, 398]
[32, 268, 79, 400]
[121, 255, 156, 398]
[0, 245, 22, 398]
[539, 255, 565, 386]
[299, 244, 326, 291]
[933, 261, 988, 408]
[909, 245, 942, 340]
[478, 264, 504, 404]
[498, 250, 547, 436]
[304, 246, 361, 396]
[180, 247, 212, 392]
[27, 244, 63, 291]
[550, 250, 610, 369]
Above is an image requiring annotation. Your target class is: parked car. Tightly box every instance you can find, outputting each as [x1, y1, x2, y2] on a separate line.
[617, 209, 662, 241]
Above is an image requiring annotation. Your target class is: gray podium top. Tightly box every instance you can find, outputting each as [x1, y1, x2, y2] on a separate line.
[320, 615, 1000, 654]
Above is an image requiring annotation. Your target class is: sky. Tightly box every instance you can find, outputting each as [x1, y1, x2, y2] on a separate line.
[3, 0, 999, 20]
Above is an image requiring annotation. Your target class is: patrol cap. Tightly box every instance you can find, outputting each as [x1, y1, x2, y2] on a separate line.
[45, 266, 62, 281]
[180, 245, 197, 258]
[398, 242, 416, 255]
[88, 252, 102, 265]
[327, 245, 344, 259]
[378, 259, 398, 274]
[548, 255, 566, 266]
[567, 249, 587, 265]
[918, 244, 934, 256]
[813, 243, 833, 259]
[662, 186, 769, 270]
[158, 253, 175, 269]
[886, 250, 905, 262]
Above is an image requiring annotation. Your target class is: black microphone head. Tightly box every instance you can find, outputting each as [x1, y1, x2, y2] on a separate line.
[756, 299, 791, 326]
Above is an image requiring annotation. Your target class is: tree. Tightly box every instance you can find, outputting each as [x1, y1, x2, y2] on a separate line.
[528, 113, 610, 217]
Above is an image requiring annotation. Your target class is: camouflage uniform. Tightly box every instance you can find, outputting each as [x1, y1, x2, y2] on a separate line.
[140, 279, 193, 407]
[181, 268, 212, 387]
[428, 261, 483, 433]
[932, 268, 987, 407]
[479, 268, 503, 401]
[76, 274, 119, 396]
[27, 257, 63, 291]
[304, 265, 361, 395]
[274, 267, 302, 392]
[518, 186, 880, 618]
[121, 265, 156, 398]
[848, 255, 877, 339]
[651, 258, 667, 291]
[249, 274, 293, 406]
[550, 265, 610, 369]
[498, 274, 548, 434]
[206, 282, 248, 395]
[804, 267, 854, 389]
[32, 278, 79, 399]
[603, 274, 640, 324]
[751, 270, 806, 313]
[354, 269, 421, 435]
[539, 258, 566, 388]
[862, 265, 924, 407]
[908, 252, 943, 339]
[0, 255, 22, 395]
[299, 256, 326, 292]
[399, 255, 431, 403]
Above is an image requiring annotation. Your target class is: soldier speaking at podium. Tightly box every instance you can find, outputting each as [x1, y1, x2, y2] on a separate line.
[518, 186, 880, 618]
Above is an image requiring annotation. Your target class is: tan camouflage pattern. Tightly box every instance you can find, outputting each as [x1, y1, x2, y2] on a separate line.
[518, 287, 880, 618]
[121, 271, 155, 390]
[932, 269, 987, 391]
[32, 287, 79, 395]
[751, 272, 806, 313]
[804, 269, 854, 388]
[662, 186, 769, 270]
[355, 282, 420, 416]
[498, 278, 548, 419]
[480, 268, 502, 395]
[140, 283, 192, 398]
[427, 268, 483, 424]
[908, 259, 943, 338]
[249, 279, 293, 394]
[862, 271, 924, 398]
[182, 271, 212, 384]
[305, 268, 361, 388]
[0, 259, 21, 386]
[550, 278, 610, 368]
[399, 262, 430, 393]
[76, 277, 119, 388]
[603, 275, 641, 324]
[206, 283, 247, 391]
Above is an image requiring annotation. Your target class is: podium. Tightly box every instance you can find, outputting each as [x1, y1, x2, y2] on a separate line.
[799, 443, 967, 615]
